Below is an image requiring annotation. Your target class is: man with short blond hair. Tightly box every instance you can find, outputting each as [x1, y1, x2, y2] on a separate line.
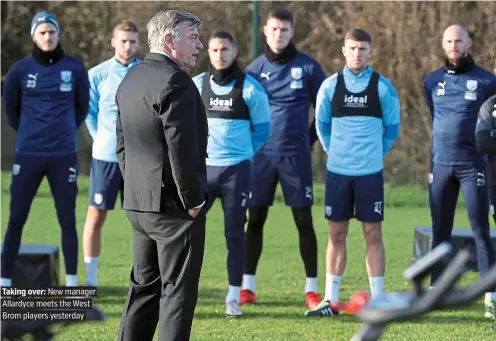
[83, 19, 141, 287]
[306, 28, 400, 317]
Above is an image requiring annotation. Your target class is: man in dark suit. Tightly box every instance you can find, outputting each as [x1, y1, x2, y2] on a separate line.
[115, 10, 207, 341]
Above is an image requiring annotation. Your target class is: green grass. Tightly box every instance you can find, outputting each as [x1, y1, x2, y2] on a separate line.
[1, 172, 493, 341]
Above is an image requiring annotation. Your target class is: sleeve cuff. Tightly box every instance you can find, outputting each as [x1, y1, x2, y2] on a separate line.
[180, 190, 204, 210]
[193, 201, 205, 209]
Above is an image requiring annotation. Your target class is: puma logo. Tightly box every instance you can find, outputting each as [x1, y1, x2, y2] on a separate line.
[260, 72, 271, 80]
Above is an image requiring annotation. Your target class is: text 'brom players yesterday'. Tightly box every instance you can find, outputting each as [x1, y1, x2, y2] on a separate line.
[0, 286, 97, 322]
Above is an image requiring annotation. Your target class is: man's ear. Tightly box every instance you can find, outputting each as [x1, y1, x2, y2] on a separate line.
[467, 37, 472, 52]
[233, 47, 238, 58]
[164, 33, 174, 49]
[111, 37, 116, 49]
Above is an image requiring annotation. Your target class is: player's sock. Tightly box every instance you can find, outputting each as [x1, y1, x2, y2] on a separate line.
[485, 292, 495, 317]
[324, 273, 341, 305]
[242, 274, 256, 293]
[369, 276, 384, 299]
[66, 274, 78, 287]
[0, 278, 12, 287]
[226, 285, 241, 303]
[305, 277, 318, 293]
[84, 256, 99, 286]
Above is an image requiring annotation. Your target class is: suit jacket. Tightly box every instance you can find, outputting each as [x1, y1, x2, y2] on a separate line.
[116, 52, 208, 213]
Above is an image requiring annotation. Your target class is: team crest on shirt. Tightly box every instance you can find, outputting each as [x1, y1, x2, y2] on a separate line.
[94, 193, 103, 205]
[12, 164, 20, 176]
[290, 67, 303, 89]
[60, 71, 72, 92]
[465, 80, 478, 101]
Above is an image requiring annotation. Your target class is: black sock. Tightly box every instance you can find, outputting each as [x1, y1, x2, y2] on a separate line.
[291, 206, 318, 278]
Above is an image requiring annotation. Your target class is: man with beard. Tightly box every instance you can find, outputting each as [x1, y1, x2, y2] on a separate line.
[239, 7, 326, 309]
[83, 20, 141, 287]
[193, 31, 270, 317]
[424, 24, 496, 317]
[1, 11, 89, 287]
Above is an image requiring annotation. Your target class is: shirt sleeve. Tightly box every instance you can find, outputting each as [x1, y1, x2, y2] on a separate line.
[308, 61, 327, 147]
[85, 68, 100, 138]
[75, 63, 90, 129]
[244, 76, 271, 154]
[379, 77, 401, 156]
[475, 95, 496, 154]
[3, 63, 22, 131]
[315, 76, 336, 153]
[423, 75, 434, 120]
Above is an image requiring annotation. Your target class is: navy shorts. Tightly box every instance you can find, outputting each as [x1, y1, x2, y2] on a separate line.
[325, 171, 384, 222]
[249, 152, 313, 207]
[89, 158, 123, 210]
[205, 160, 251, 213]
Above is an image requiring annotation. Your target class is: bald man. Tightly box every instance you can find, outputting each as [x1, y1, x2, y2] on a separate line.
[423, 24, 496, 317]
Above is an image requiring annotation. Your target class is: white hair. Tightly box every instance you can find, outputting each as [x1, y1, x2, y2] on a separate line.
[146, 10, 201, 49]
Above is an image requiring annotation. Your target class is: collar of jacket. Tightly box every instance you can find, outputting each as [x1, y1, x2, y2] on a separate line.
[32, 43, 65, 65]
[147, 49, 182, 69]
[264, 41, 298, 64]
[207, 59, 243, 86]
[443, 54, 475, 74]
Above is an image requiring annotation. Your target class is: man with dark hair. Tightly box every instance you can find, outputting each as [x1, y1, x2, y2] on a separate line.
[240, 7, 326, 309]
[193, 30, 270, 317]
[1, 10, 90, 288]
[83, 20, 141, 287]
[306, 29, 400, 317]
[425, 24, 496, 317]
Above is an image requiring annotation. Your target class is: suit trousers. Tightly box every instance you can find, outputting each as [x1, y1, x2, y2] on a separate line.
[117, 207, 206, 341]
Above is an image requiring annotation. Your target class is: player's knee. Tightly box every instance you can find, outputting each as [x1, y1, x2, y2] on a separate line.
[8, 211, 29, 229]
[57, 212, 76, 232]
[328, 222, 348, 244]
[225, 233, 245, 250]
[246, 206, 268, 233]
[86, 206, 108, 227]
[363, 223, 383, 246]
[292, 206, 313, 230]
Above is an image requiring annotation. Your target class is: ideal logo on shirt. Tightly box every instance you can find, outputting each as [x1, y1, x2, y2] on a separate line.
[343, 94, 368, 108]
[60, 71, 72, 92]
[209, 97, 233, 111]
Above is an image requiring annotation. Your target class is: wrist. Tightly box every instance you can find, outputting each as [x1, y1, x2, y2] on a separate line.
[491, 130, 495, 138]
